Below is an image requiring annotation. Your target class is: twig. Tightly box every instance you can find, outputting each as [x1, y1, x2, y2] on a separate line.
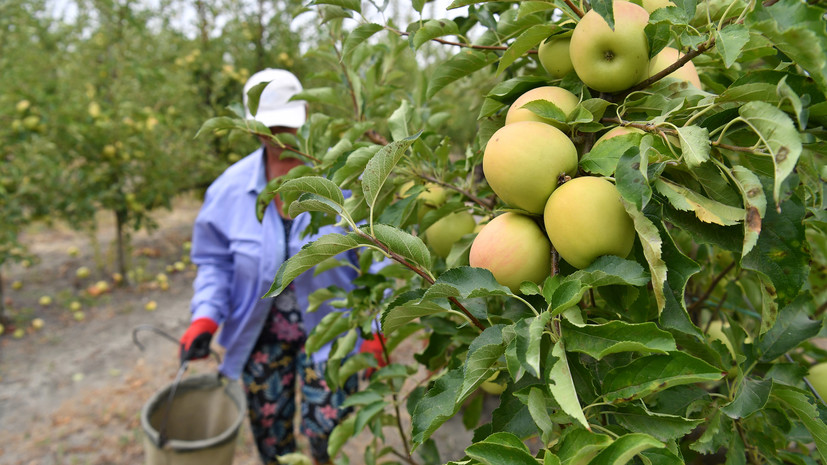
[615, 40, 716, 99]
[387, 26, 509, 51]
[354, 229, 486, 331]
[365, 129, 389, 145]
[416, 172, 496, 211]
[687, 261, 736, 314]
[564, 0, 585, 18]
[391, 448, 419, 465]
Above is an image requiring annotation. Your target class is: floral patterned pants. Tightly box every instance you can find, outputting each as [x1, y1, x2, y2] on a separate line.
[241, 285, 357, 464]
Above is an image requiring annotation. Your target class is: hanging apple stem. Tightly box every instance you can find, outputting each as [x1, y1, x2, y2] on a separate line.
[564, 0, 585, 18]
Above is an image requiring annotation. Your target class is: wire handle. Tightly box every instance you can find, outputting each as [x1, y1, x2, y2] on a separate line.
[132, 324, 222, 366]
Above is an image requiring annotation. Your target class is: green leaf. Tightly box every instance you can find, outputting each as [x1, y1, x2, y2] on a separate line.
[589, 433, 665, 465]
[772, 384, 827, 460]
[278, 175, 345, 205]
[266, 232, 369, 297]
[459, 325, 505, 401]
[353, 400, 386, 434]
[612, 406, 704, 442]
[496, 24, 556, 75]
[427, 50, 499, 99]
[293, 87, 341, 106]
[658, 220, 703, 338]
[424, 266, 514, 301]
[362, 132, 420, 208]
[580, 132, 644, 176]
[738, 101, 803, 205]
[730, 165, 766, 257]
[287, 193, 346, 219]
[309, 0, 360, 13]
[305, 312, 349, 355]
[330, 145, 382, 187]
[623, 200, 667, 313]
[569, 255, 651, 288]
[562, 320, 676, 360]
[525, 311, 552, 377]
[557, 427, 613, 464]
[388, 100, 412, 141]
[485, 76, 549, 104]
[549, 339, 590, 430]
[413, 19, 459, 50]
[747, 0, 827, 93]
[591, 0, 615, 30]
[741, 190, 809, 310]
[756, 294, 820, 362]
[715, 23, 750, 68]
[367, 223, 432, 270]
[675, 125, 710, 168]
[342, 23, 384, 60]
[411, 368, 463, 448]
[602, 352, 724, 403]
[327, 416, 355, 458]
[465, 432, 538, 465]
[689, 409, 731, 454]
[653, 178, 745, 226]
[382, 297, 449, 335]
[615, 147, 651, 211]
[520, 100, 567, 124]
[721, 378, 772, 419]
[528, 387, 555, 443]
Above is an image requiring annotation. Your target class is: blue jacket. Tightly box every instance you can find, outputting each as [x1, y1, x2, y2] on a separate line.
[190, 147, 359, 379]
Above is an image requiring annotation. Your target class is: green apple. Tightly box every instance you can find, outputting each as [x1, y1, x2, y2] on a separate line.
[504, 86, 579, 131]
[145, 301, 158, 311]
[22, 115, 40, 131]
[67, 246, 80, 257]
[593, 126, 646, 148]
[570, 0, 650, 92]
[419, 183, 447, 207]
[16, 99, 31, 113]
[73, 311, 86, 322]
[13, 328, 25, 339]
[641, 0, 674, 12]
[11, 280, 23, 290]
[76, 266, 91, 279]
[424, 211, 477, 259]
[469, 212, 551, 292]
[69, 301, 82, 312]
[0, 324, 4, 335]
[648, 46, 702, 88]
[538, 37, 574, 79]
[31, 318, 44, 330]
[544, 176, 635, 269]
[808, 363, 827, 401]
[39, 296, 52, 306]
[483, 121, 578, 214]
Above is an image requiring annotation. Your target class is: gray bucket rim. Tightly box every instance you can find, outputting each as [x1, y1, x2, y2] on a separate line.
[140, 372, 246, 452]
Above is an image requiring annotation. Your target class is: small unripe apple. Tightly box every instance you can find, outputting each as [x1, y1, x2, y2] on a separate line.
[418, 183, 447, 207]
[424, 211, 477, 259]
[0, 324, 4, 335]
[67, 246, 80, 257]
[39, 296, 53, 306]
[544, 177, 635, 269]
[74, 311, 86, 322]
[504, 86, 579, 131]
[570, 1, 650, 92]
[102, 144, 117, 158]
[808, 363, 827, 401]
[647, 46, 702, 89]
[483, 121, 578, 214]
[16, 100, 31, 113]
[469, 212, 551, 292]
[706, 320, 735, 356]
[174, 261, 186, 272]
[112, 272, 123, 284]
[145, 301, 158, 311]
[160, 281, 170, 291]
[538, 38, 574, 79]
[480, 372, 507, 395]
[156, 273, 168, 282]
[13, 328, 25, 339]
[11, 281, 23, 290]
[31, 318, 45, 330]
[22, 115, 40, 130]
[69, 301, 82, 312]
[593, 126, 646, 148]
[76, 266, 91, 279]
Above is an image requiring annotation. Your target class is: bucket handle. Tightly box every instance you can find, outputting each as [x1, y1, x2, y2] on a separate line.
[132, 324, 222, 366]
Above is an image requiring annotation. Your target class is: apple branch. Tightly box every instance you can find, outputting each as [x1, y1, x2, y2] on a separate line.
[353, 229, 487, 331]
[619, 40, 715, 97]
[564, 0, 585, 19]
[387, 26, 509, 51]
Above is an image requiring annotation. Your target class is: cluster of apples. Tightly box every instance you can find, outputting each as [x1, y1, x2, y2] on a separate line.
[465, 0, 705, 292]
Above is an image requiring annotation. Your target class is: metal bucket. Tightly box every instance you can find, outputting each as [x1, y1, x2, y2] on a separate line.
[133, 325, 247, 465]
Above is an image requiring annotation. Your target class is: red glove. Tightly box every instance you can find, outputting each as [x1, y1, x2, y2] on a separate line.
[179, 318, 218, 364]
[360, 333, 388, 377]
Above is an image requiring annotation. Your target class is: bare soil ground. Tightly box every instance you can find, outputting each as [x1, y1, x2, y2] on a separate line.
[0, 194, 477, 465]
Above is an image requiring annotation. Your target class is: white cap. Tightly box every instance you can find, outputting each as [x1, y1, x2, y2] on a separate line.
[243, 68, 306, 128]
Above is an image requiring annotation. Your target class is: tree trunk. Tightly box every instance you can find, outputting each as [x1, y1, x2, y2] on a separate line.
[0, 270, 6, 324]
[115, 209, 129, 285]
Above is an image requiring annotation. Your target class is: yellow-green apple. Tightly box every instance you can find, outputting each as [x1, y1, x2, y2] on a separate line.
[76, 266, 91, 279]
[469, 212, 551, 292]
[648, 46, 702, 88]
[419, 183, 447, 207]
[31, 318, 44, 330]
[593, 126, 646, 148]
[424, 211, 477, 259]
[538, 37, 574, 79]
[642, 0, 674, 12]
[504, 86, 579, 131]
[483, 121, 578, 214]
[570, 0, 650, 92]
[145, 301, 158, 311]
[808, 363, 827, 400]
[544, 176, 635, 269]
[39, 296, 52, 306]
[69, 301, 82, 312]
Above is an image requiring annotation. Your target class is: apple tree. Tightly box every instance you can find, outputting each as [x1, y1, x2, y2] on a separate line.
[203, 0, 826, 463]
